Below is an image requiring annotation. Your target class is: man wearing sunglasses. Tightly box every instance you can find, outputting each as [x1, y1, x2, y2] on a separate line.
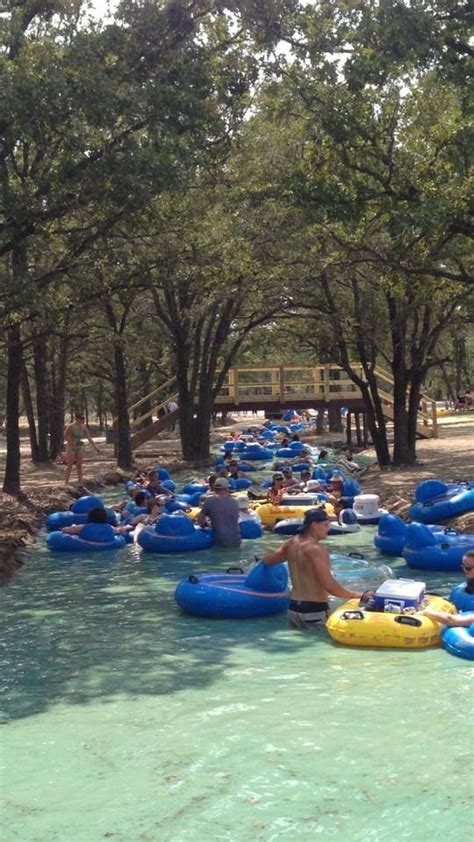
[423, 550, 474, 627]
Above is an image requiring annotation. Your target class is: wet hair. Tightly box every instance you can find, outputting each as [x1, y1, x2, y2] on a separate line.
[207, 474, 217, 487]
[301, 508, 329, 531]
[291, 434, 300, 441]
[318, 450, 328, 460]
[87, 507, 108, 524]
[464, 550, 474, 561]
[135, 492, 147, 506]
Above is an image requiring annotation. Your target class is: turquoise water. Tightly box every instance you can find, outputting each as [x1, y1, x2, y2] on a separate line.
[1, 505, 472, 841]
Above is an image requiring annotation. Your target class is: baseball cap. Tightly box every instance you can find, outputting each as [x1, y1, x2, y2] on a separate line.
[302, 508, 329, 528]
[237, 496, 250, 509]
[214, 477, 229, 489]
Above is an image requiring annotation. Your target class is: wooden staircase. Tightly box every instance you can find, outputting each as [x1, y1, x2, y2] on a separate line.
[130, 408, 179, 449]
[374, 368, 437, 439]
[116, 364, 438, 451]
[113, 377, 179, 452]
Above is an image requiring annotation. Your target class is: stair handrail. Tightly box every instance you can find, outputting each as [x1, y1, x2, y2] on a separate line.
[112, 376, 177, 426]
[130, 392, 179, 430]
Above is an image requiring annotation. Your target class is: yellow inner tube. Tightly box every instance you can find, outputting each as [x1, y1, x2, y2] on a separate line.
[254, 502, 334, 527]
[327, 594, 455, 649]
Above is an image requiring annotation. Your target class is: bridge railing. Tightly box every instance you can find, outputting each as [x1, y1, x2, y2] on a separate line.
[214, 364, 365, 404]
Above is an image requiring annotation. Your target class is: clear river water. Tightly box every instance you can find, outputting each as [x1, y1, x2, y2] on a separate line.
[1, 487, 472, 842]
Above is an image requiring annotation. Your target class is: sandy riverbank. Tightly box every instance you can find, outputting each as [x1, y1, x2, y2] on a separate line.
[0, 414, 473, 583]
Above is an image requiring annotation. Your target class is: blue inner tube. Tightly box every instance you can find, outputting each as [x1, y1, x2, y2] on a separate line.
[442, 624, 474, 660]
[137, 514, 214, 553]
[409, 480, 474, 523]
[229, 478, 252, 491]
[374, 514, 444, 557]
[175, 562, 289, 618]
[70, 495, 104, 514]
[46, 507, 116, 532]
[239, 518, 264, 539]
[450, 584, 474, 612]
[239, 447, 273, 461]
[47, 523, 126, 553]
[403, 523, 474, 571]
[154, 467, 170, 480]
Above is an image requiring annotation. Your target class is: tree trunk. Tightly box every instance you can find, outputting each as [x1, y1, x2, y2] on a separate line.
[391, 356, 412, 465]
[96, 383, 105, 431]
[3, 321, 23, 495]
[358, 381, 391, 466]
[316, 408, 326, 434]
[33, 335, 50, 461]
[180, 406, 212, 463]
[49, 332, 69, 459]
[21, 361, 39, 462]
[113, 339, 132, 469]
[138, 361, 152, 427]
[405, 374, 424, 464]
[327, 405, 343, 433]
[177, 365, 213, 463]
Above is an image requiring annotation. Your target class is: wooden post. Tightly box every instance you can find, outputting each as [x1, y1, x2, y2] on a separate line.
[355, 411, 362, 446]
[279, 366, 285, 407]
[346, 411, 352, 446]
[431, 400, 438, 438]
[363, 412, 368, 448]
[323, 364, 330, 402]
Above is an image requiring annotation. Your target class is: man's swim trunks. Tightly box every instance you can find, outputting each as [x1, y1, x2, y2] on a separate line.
[288, 599, 329, 630]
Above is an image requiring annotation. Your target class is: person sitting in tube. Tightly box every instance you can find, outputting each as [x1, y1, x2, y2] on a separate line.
[121, 493, 167, 526]
[282, 466, 300, 491]
[145, 470, 174, 499]
[267, 473, 286, 505]
[237, 495, 262, 525]
[326, 475, 345, 503]
[296, 469, 313, 491]
[228, 459, 244, 480]
[331, 496, 353, 522]
[293, 451, 313, 467]
[423, 550, 474, 626]
[336, 447, 362, 474]
[61, 507, 132, 535]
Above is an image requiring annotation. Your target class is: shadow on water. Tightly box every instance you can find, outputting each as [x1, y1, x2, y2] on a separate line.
[1, 513, 462, 724]
[0, 537, 325, 723]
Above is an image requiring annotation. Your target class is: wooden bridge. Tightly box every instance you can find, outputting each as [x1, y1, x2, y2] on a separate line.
[118, 364, 438, 450]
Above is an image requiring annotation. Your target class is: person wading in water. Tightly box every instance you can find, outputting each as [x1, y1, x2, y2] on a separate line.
[261, 508, 362, 629]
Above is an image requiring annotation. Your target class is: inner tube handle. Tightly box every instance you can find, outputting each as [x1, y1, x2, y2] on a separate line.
[341, 610, 365, 621]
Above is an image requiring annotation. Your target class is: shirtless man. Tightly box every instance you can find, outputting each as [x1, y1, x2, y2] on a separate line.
[261, 508, 362, 629]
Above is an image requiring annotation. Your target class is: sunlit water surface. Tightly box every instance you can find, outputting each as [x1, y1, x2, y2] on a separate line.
[1, 483, 472, 842]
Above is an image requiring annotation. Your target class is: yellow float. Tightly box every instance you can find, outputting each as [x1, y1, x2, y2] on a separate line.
[326, 594, 455, 649]
[254, 502, 334, 528]
[185, 507, 200, 521]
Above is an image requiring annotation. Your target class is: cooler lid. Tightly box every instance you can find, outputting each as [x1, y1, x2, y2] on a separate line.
[375, 578, 426, 598]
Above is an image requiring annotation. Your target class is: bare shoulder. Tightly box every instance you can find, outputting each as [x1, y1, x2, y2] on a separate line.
[305, 539, 330, 564]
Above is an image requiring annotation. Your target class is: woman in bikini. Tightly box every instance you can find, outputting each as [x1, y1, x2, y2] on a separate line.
[64, 412, 99, 487]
